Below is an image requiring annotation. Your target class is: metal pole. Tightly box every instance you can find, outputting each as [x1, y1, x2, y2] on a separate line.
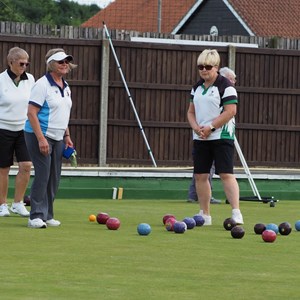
[102, 22, 157, 167]
[234, 136, 262, 200]
[158, 0, 162, 33]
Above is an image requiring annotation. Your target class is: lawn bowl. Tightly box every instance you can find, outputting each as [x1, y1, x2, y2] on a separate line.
[137, 223, 151, 236]
[295, 220, 300, 231]
[193, 214, 205, 226]
[173, 221, 186, 234]
[278, 222, 292, 236]
[89, 214, 96, 222]
[231, 226, 245, 239]
[254, 223, 266, 234]
[265, 223, 279, 234]
[96, 212, 110, 224]
[262, 229, 277, 242]
[182, 217, 196, 229]
[223, 217, 237, 231]
[106, 217, 121, 230]
[165, 217, 177, 231]
[163, 214, 176, 225]
[23, 195, 30, 206]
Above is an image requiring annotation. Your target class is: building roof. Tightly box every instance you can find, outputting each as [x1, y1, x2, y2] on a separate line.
[228, 0, 300, 38]
[82, 0, 300, 38]
[82, 0, 196, 33]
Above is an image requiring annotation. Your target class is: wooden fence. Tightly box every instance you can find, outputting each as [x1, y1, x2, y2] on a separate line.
[1, 21, 300, 50]
[105, 41, 300, 168]
[0, 25, 299, 168]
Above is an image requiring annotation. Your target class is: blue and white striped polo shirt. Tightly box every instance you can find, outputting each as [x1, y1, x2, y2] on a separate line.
[24, 72, 72, 141]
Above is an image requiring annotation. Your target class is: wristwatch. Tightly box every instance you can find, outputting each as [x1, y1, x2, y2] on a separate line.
[209, 124, 216, 132]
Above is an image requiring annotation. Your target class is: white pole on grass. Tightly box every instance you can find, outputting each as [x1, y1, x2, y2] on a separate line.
[234, 136, 262, 200]
[103, 22, 157, 167]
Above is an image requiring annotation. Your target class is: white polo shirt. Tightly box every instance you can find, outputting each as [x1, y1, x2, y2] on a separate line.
[24, 73, 72, 141]
[0, 69, 35, 131]
[190, 74, 237, 141]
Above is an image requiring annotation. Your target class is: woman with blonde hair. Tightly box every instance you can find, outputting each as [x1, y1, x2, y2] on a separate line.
[187, 49, 243, 226]
[25, 48, 77, 228]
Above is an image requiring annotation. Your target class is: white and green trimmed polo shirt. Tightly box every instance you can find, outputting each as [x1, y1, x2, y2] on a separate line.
[190, 74, 237, 141]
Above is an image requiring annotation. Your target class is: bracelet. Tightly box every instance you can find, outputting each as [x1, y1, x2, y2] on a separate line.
[64, 134, 70, 138]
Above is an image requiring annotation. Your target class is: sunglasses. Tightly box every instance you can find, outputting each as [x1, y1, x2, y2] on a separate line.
[57, 59, 70, 65]
[197, 65, 214, 71]
[19, 62, 30, 67]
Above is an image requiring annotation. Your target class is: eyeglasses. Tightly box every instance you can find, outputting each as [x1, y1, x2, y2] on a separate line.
[197, 65, 214, 71]
[57, 60, 70, 65]
[19, 62, 30, 67]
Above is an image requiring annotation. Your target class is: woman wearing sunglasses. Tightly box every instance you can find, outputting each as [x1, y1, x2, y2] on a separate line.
[0, 47, 35, 218]
[24, 48, 77, 228]
[187, 49, 243, 226]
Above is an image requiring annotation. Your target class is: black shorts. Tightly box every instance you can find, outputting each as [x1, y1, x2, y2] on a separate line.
[193, 139, 235, 174]
[0, 129, 31, 168]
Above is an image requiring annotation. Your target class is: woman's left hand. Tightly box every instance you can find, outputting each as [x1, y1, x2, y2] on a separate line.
[199, 126, 211, 139]
[64, 136, 74, 148]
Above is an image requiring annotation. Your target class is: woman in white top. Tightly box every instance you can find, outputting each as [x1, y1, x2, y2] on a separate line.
[25, 48, 76, 228]
[0, 47, 35, 217]
[187, 49, 243, 226]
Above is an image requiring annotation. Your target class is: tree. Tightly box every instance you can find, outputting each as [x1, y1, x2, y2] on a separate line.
[0, 0, 24, 21]
[0, 0, 100, 25]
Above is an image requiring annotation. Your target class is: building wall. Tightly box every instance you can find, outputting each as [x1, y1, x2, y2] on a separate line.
[177, 0, 250, 36]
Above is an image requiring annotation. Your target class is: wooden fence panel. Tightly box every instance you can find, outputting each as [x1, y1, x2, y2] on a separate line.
[106, 41, 231, 166]
[106, 41, 299, 167]
[235, 48, 300, 167]
[0, 33, 299, 168]
[0, 35, 101, 164]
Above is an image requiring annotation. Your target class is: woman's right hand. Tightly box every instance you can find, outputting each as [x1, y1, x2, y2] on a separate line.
[38, 136, 49, 156]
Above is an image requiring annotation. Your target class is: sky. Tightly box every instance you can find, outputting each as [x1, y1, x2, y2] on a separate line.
[70, 0, 113, 8]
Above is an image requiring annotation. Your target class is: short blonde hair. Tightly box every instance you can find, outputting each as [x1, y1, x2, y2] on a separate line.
[45, 48, 77, 72]
[7, 47, 29, 64]
[197, 49, 220, 67]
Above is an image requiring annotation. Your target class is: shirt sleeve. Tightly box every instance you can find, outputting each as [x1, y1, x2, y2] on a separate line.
[29, 77, 47, 108]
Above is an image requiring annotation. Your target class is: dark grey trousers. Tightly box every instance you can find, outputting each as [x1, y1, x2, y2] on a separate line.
[24, 132, 63, 221]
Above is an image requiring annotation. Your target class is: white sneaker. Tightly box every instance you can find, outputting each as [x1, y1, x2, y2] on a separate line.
[199, 210, 212, 225]
[46, 219, 61, 227]
[232, 209, 244, 225]
[202, 214, 212, 226]
[28, 218, 47, 228]
[10, 202, 30, 217]
[0, 204, 10, 217]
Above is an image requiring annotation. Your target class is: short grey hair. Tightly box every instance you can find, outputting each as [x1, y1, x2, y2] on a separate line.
[7, 47, 29, 64]
[219, 67, 236, 78]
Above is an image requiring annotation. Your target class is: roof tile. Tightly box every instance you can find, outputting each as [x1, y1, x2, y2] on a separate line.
[82, 0, 300, 38]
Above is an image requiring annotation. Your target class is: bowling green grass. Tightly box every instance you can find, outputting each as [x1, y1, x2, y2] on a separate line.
[1, 199, 300, 300]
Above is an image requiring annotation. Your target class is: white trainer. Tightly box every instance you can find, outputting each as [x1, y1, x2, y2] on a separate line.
[203, 214, 212, 226]
[200, 214, 211, 226]
[232, 209, 244, 225]
[0, 204, 10, 217]
[10, 202, 30, 217]
[46, 219, 61, 227]
[199, 210, 212, 225]
[28, 218, 47, 228]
